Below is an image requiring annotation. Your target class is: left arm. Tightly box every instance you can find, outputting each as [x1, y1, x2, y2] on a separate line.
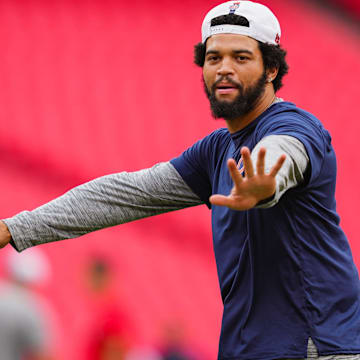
[209, 135, 309, 210]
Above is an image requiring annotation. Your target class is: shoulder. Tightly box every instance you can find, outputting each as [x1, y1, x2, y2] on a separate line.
[262, 102, 325, 128]
[185, 127, 231, 157]
[256, 101, 330, 142]
[200, 127, 230, 145]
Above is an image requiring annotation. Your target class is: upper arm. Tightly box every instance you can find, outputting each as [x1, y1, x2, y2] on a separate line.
[252, 135, 309, 208]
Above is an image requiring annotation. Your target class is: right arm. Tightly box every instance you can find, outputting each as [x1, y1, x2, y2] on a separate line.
[1, 162, 203, 252]
[0, 221, 11, 248]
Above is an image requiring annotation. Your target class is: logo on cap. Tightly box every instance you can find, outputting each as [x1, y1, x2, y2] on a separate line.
[229, 2, 240, 14]
[275, 33, 280, 44]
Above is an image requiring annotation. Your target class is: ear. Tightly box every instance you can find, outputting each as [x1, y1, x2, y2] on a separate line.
[266, 67, 279, 83]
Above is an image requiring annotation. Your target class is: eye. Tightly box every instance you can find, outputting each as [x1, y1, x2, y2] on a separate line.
[206, 55, 220, 63]
[236, 55, 249, 62]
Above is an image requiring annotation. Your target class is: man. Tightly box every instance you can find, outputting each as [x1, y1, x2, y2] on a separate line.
[0, 1, 359, 359]
[0, 248, 54, 360]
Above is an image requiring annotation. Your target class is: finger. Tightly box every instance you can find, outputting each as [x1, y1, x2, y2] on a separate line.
[227, 158, 243, 186]
[269, 154, 287, 177]
[241, 147, 254, 178]
[256, 147, 266, 176]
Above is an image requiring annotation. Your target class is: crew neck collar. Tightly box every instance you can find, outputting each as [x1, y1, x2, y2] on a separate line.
[229, 98, 284, 148]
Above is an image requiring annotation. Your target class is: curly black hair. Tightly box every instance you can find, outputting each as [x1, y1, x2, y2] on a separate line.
[194, 14, 289, 92]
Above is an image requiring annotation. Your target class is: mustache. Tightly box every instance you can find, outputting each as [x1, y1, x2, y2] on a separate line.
[211, 76, 243, 92]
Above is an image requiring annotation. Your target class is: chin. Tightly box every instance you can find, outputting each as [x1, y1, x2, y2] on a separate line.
[216, 96, 236, 103]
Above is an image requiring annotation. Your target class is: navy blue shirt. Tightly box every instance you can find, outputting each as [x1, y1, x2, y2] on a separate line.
[170, 102, 360, 360]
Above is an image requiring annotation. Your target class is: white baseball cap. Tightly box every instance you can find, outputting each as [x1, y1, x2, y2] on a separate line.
[201, 1, 281, 45]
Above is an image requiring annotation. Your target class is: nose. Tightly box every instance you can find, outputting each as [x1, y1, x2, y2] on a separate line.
[216, 57, 235, 77]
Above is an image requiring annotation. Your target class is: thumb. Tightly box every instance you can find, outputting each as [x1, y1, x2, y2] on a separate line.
[209, 194, 232, 207]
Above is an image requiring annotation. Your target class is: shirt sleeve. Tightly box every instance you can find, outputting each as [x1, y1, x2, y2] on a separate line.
[255, 111, 329, 185]
[170, 130, 225, 207]
[252, 135, 309, 208]
[3, 162, 202, 252]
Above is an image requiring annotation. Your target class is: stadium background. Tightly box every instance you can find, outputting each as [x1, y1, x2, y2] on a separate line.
[0, 0, 359, 358]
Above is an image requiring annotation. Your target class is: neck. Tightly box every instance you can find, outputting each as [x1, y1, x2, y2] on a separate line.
[225, 86, 276, 134]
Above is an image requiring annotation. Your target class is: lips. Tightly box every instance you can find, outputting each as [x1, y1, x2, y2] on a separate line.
[216, 83, 238, 94]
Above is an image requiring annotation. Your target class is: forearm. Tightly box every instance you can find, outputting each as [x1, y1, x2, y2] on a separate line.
[252, 135, 309, 208]
[3, 162, 202, 251]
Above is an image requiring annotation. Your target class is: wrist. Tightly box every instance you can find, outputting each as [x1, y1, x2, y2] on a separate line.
[256, 192, 276, 206]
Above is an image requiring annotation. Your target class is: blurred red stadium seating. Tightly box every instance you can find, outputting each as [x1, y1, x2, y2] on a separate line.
[0, 0, 359, 359]
[328, 0, 360, 17]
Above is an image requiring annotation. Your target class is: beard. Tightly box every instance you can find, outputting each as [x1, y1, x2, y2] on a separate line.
[204, 71, 267, 121]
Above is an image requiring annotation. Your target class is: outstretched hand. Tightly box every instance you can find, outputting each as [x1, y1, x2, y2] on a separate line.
[0, 221, 11, 249]
[209, 147, 286, 211]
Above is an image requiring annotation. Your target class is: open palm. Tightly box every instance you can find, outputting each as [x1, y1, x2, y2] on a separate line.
[209, 146, 286, 210]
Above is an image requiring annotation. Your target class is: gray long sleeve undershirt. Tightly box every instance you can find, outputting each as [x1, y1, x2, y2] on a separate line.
[3, 135, 308, 252]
